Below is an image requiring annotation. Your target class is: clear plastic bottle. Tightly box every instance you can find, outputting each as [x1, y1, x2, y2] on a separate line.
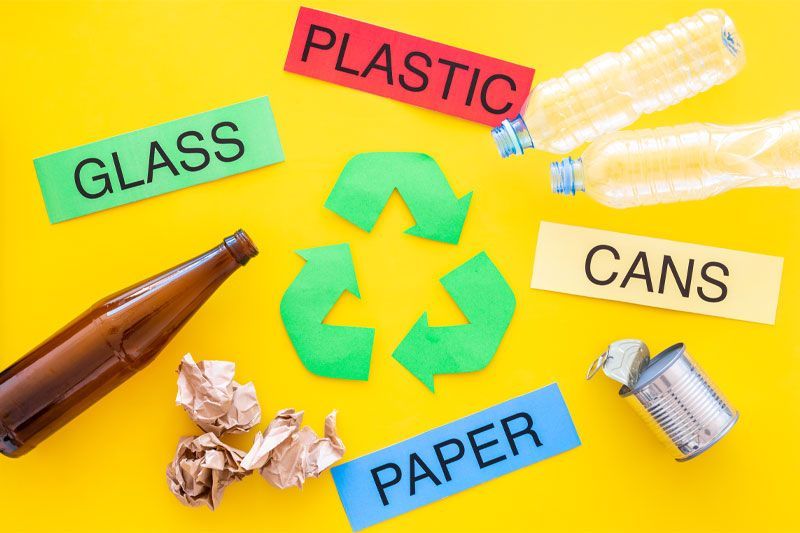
[492, 8, 745, 156]
[550, 111, 800, 208]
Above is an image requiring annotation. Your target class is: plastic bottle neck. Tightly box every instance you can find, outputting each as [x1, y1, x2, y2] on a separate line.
[551, 156, 585, 196]
[491, 115, 534, 157]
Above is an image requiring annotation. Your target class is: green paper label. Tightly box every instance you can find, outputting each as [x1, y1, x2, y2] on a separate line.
[34, 96, 284, 223]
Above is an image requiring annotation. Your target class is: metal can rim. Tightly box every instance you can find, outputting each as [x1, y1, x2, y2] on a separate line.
[618, 342, 686, 397]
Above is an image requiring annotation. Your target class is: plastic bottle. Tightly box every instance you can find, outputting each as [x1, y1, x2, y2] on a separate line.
[0, 230, 258, 457]
[549, 111, 800, 208]
[491, 8, 745, 156]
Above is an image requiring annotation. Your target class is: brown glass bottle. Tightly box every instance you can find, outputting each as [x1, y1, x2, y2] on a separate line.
[0, 230, 258, 457]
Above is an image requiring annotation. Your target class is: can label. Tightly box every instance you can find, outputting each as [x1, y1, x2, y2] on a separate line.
[531, 222, 783, 324]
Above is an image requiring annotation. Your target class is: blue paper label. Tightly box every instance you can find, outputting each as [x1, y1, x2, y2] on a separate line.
[331, 383, 581, 530]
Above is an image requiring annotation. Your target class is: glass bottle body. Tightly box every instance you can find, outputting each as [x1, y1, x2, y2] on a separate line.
[0, 231, 257, 457]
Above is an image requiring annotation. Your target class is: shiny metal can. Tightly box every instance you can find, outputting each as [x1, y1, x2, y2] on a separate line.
[620, 343, 738, 461]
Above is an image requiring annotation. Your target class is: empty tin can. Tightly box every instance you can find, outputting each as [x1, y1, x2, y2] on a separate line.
[589, 341, 738, 461]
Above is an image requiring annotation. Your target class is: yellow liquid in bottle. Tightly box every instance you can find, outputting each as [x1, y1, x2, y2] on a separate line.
[493, 9, 745, 156]
[551, 112, 800, 208]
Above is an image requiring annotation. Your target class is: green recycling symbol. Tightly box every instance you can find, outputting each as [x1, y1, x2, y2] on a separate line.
[280, 152, 516, 392]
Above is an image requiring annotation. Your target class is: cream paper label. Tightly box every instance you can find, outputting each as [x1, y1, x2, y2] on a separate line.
[531, 222, 783, 324]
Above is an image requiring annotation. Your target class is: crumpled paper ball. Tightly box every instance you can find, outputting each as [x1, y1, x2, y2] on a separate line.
[165, 432, 250, 510]
[168, 356, 345, 510]
[241, 408, 345, 489]
[176, 354, 261, 435]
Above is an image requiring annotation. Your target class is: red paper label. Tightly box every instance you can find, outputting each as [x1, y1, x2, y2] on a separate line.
[284, 7, 535, 126]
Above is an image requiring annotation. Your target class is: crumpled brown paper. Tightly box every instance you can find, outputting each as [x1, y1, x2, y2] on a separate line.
[166, 433, 250, 510]
[176, 354, 261, 435]
[240, 409, 345, 489]
[168, 357, 345, 509]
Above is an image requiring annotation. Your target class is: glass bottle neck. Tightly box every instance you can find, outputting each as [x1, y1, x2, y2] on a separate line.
[224, 230, 259, 265]
[101, 230, 258, 363]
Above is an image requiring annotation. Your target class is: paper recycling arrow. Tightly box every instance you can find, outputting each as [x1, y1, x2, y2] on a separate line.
[392, 252, 516, 392]
[280, 243, 375, 380]
[324, 152, 472, 244]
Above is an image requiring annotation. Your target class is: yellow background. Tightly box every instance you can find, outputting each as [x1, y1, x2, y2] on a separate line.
[1, 0, 798, 531]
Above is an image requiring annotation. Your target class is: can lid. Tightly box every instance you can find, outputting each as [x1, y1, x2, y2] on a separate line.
[619, 342, 685, 397]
